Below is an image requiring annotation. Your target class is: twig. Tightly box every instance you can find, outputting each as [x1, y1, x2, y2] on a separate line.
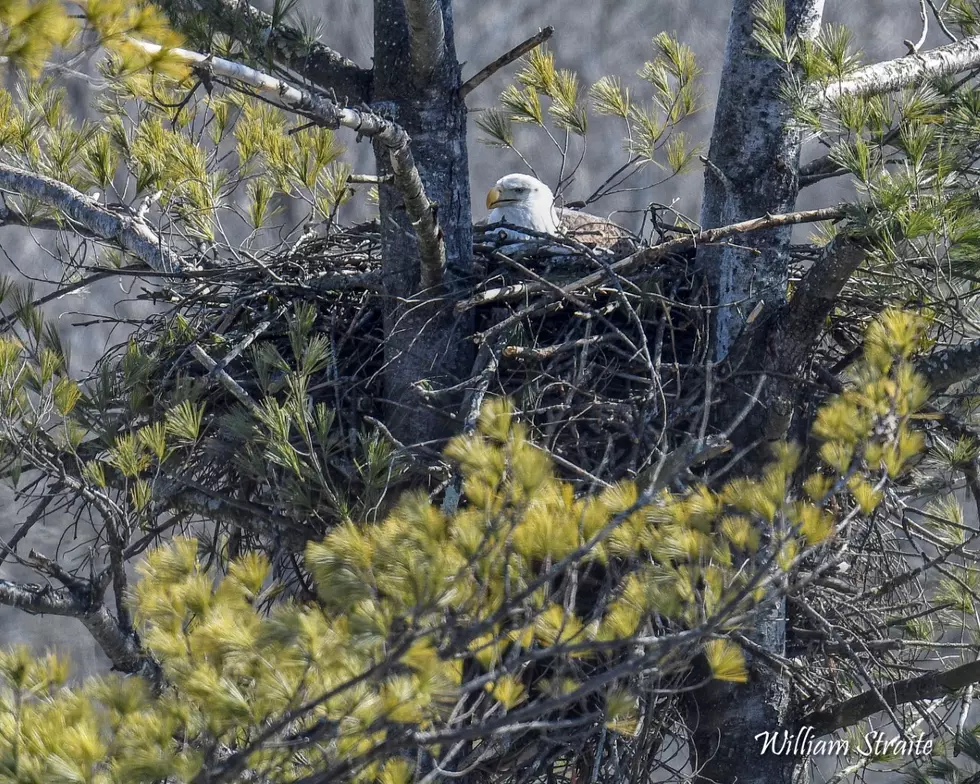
[189, 344, 261, 413]
[904, 0, 929, 54]
[460, 26, 555, 98]
[925, 0, 958, 43]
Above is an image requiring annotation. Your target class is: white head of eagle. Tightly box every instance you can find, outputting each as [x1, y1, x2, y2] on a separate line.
[485, 173, 559, 237]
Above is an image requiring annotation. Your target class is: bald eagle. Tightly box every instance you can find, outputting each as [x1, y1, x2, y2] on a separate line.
[482, 173, 637, 256]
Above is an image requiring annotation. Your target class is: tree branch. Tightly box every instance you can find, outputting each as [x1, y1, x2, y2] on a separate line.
[816, 34, 980, 103]
[155, 0, 372, 102]
[802, 658, 980, 736]
[0, 578, 161, 685]
[460, 26, 554, 98]
[135, 39, 446, 289]
[0, 164, 188, 274]
[459, 206, 846, 313]
[404, 0, 445, 86]
[733, 235, 867, 374]
[915, 337, 980, 392]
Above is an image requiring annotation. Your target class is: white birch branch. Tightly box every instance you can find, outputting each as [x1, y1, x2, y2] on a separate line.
[0, 163, 188, 274]
[135, 40, 446, 289]
[817, 34, 980, 103]
[155, 0, 371, 101]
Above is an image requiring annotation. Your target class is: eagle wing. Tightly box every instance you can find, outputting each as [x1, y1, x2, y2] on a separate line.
[475, 209, 638, 258]
[556, 209, 638, 257]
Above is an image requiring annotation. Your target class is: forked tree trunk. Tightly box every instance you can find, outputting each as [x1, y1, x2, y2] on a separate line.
[692, 2, 825, 783]
[374, 0, 474, 448]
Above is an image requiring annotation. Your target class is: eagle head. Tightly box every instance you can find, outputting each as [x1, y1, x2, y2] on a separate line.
[485, 173, 559, 236]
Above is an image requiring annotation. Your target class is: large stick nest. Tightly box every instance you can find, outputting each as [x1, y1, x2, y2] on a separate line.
[111, 221, 742, 540]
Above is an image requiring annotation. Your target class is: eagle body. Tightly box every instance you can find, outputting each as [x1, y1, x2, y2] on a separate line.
[483, 173, 636, 256]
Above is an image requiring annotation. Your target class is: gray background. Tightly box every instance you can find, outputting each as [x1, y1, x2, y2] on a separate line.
[0, 0, 927, 674]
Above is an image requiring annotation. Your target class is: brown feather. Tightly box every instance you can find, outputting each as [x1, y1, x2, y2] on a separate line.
[556, 208, 638, 257]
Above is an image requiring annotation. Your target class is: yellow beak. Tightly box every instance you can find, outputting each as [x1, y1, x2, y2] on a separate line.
[486, 185, 503, 210]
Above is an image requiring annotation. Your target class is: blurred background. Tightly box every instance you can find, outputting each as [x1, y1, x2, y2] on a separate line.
[0, 0, 932, 672]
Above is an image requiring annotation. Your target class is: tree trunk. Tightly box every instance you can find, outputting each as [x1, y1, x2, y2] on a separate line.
[692, 2, 824, 783]
[701, 0, 824, 361]
[374, 0, 473, 448]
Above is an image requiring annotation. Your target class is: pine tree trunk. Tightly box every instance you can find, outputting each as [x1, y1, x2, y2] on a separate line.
[692, 2, 824, 783]
[374, 0, 474, 448]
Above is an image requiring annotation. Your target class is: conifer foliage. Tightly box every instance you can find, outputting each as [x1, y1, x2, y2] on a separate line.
[0, 312, 932, 781]
[8, 0, 980, 782]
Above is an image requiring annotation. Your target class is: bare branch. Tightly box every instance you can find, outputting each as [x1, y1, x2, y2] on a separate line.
[0, 164, 189, 274]
[134, 39, 446, 289]
[816, 34, 980, 103]
[189, 343, 262, 414]
[460, 26, 554, 98]
[0, 578, 161, 684]
[802, 658, 980, 736]
[405, 0, 445, 85]
[156, 0, 372, 102]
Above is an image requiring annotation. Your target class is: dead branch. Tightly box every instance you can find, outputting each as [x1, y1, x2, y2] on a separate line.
[915, 336, 980, 391]
[802, 657, 980, 736]
[459, 206, 846, 313]
[460, 26, 555, 98]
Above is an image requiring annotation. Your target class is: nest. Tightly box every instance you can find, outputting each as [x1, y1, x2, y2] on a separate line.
[115, 220, 719, 543]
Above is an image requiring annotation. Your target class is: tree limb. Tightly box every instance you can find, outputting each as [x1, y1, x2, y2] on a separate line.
[404, 0, 445, 86]
[802, 658, 980, 736]
[816, 34, 980, 103]
[458, 206, 846, 313]
[0, 164, 188, 274]
[135, 39, 446, 289]
[0, 577, 161, 685]
[733, 235, 867, 374]
[915, 337, 980, 392]
[155, 0, 372, 102]
[460, 26, 554, 98]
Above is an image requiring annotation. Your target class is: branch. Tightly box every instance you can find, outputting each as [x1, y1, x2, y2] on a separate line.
[155, 0, 371, 102]
[458, 206, 846, 313]
[0, 578, 161, 685]
[0, 164, 188, 274]
[816, 34, 980, 103]
[736, 235, 867, 374]
[915, 338, 980, 392]
[405, 0, 445, 86]
[135, 39, 446, 289]
[802, 658, 980, 736]
[460, 26, 554, 98]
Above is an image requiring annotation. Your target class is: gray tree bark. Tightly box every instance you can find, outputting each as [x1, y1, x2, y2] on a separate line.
[693, 2, 825, 783]
[374, 0, 474, 447]
[700, 0, 824, 361]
